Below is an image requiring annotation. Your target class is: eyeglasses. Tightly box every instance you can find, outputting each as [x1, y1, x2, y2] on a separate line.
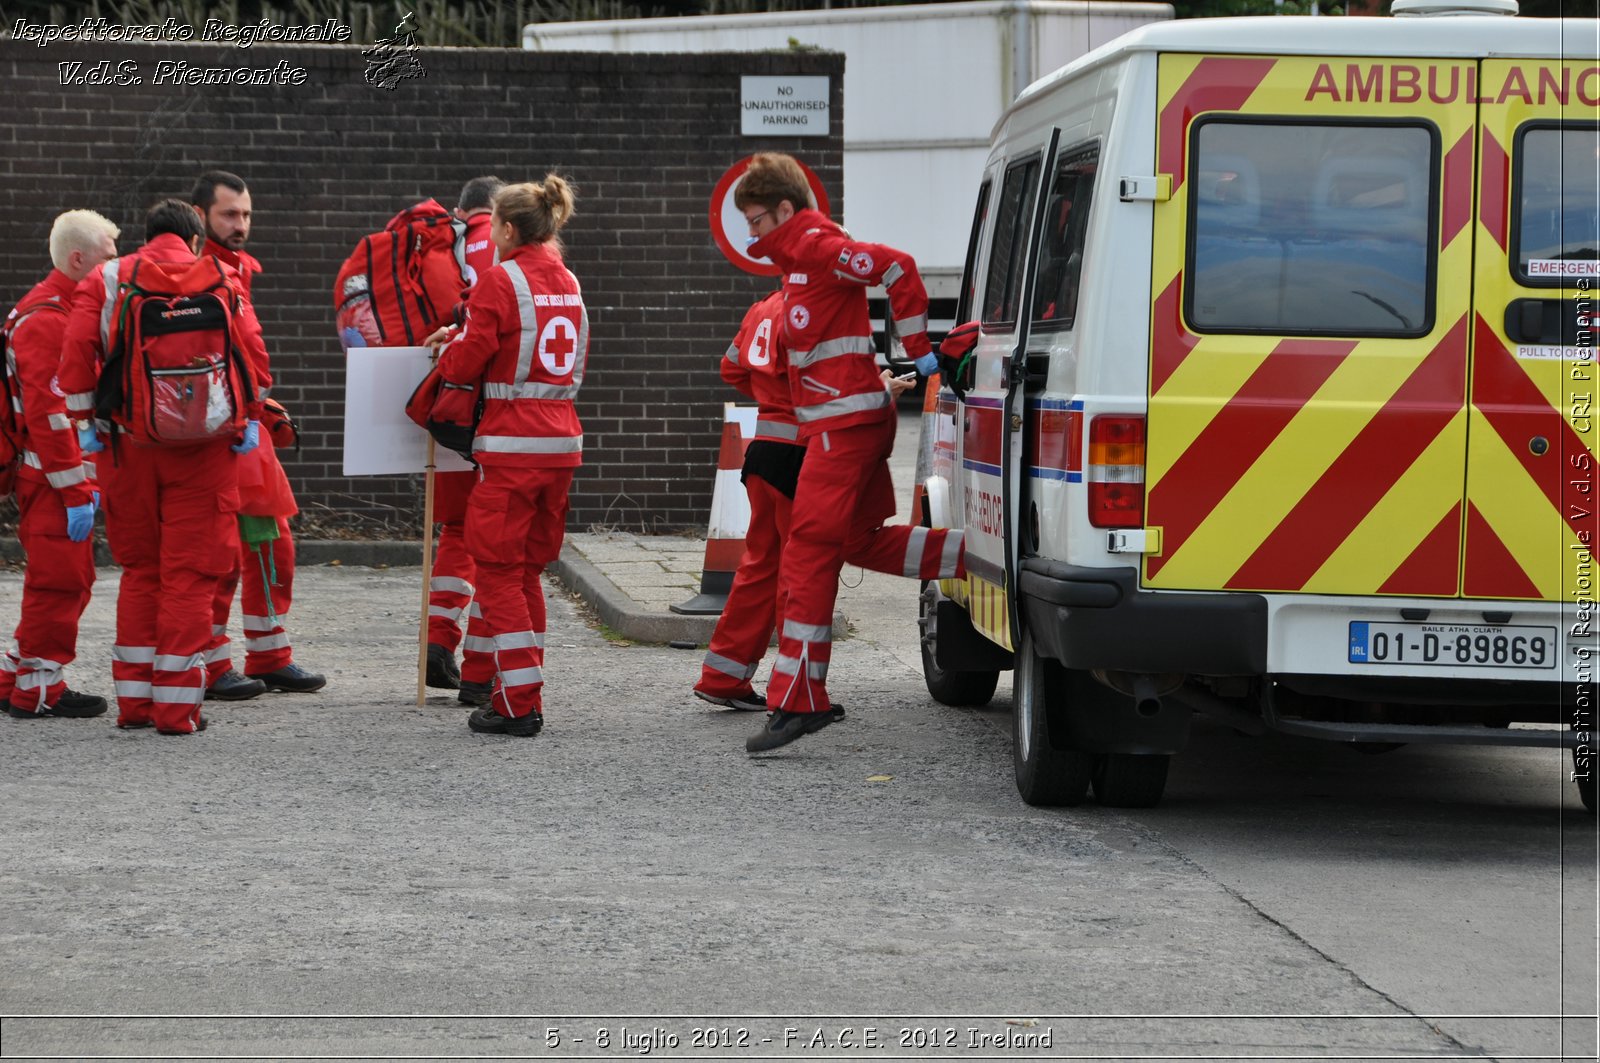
[744, 211, 771, 231]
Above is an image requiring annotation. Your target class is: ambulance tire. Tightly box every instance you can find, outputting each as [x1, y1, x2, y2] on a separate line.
[1012, 630, 1092, 807]
[919, 582, 1001, 708]
[1576, 749, 1596, 814]
[1091, 753, 1170, 809]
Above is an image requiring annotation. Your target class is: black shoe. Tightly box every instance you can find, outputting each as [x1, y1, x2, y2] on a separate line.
[426, 643, 461, 690]
[467, 705, 543, 737]
[830, 702, 846, 722]
[746, 708, 834, 753]
[247, 663, 327, 693]
[206, 669, 266, 701]
[694, 688, 768, 712]
[459, 680, 492, 707]
[8, 689, 108, 719]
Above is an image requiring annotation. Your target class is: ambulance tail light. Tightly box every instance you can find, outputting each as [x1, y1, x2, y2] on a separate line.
[1087, 415, 1146, 529]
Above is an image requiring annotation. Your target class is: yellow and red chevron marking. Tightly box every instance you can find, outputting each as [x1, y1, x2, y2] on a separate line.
[1146, 54, 1480, 597]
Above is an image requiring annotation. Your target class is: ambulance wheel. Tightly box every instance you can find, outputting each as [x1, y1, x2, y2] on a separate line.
[1576, 749, 1596, 814]
[1091, 752, 1170, 809]
[1012, 630, 1091, 807]
[919, 582, 1000, 707]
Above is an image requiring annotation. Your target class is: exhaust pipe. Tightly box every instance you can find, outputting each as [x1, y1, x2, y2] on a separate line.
[1131, 675, 1164, 718]
[1092, 669, 1184, 717]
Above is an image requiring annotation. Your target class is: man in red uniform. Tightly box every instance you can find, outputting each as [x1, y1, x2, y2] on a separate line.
[0, 210, 120, 718]
[192, 171, 326, 698]
[428, 175, 504, 703]
[736, 153, 965, 752]
[59, 199, 273, 735]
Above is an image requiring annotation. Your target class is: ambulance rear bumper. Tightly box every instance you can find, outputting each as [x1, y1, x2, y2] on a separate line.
[1018, 559, 1267, 675]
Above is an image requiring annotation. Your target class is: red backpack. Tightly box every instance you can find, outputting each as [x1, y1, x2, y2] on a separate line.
[404, 363, 482, 462]
[0, 297, 69, 498]
[334, 199, 470, 348]
[95, 257, 255, 447]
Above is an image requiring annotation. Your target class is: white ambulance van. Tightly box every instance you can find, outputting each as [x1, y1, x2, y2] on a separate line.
[915, 1, 1600, 809]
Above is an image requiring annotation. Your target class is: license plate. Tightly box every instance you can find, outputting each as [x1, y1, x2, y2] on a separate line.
[1348, 622, 1557, 669]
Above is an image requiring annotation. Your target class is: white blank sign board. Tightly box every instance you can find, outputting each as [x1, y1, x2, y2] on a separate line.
[342, 346, 474, 476]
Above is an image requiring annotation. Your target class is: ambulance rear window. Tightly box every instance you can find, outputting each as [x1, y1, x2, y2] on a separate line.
[1514, 124, 1600, 287]
[1187, 119, 1436, 337]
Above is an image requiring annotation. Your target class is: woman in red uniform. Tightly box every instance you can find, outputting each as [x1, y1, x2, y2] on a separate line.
[429, 176, 586, 738]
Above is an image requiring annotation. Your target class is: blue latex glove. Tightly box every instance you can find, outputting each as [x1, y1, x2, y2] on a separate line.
[231, 419, 260, 454]
[77, 423, 104, 454]
[65, 499, 95, 543]
[913, 351, 940, 376]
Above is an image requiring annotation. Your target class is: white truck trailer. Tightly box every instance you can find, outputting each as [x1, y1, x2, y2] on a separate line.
[523, 0, 1172, 330]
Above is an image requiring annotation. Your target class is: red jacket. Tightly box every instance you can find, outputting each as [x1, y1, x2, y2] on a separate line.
[438, 241, 586, 469]
[721, 291, 798, 444]
[462, 213, 496, 286]
[748, 207, 930, 438]
[5, 269, 93, 507]
[58, 232, 271, 432]
[202, 239, 262, 302]
[201, 240, 295, 518]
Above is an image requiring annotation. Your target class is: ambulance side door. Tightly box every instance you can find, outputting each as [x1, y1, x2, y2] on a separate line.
[961, 145, 1052, 649]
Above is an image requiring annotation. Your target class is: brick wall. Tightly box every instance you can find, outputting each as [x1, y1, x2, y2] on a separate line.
[0, 41, 844, 533]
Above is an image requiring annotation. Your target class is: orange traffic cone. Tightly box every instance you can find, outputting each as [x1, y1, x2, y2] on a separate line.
[672, 404, 755, 615]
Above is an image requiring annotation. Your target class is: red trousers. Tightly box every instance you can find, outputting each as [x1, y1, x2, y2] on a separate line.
[768, 413, 965, 713]
[0, 478, 96, 711]
[428, 471, 481, 672]
[206, 517, 294, 681]
[106, 441, 241, 732]
[464, 464, 573, 719]
[695, 474, 792, 700]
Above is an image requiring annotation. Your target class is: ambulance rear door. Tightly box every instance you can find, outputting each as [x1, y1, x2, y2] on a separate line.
[1466, 59, 1599, 602]
[1145, 54, 1476, 599]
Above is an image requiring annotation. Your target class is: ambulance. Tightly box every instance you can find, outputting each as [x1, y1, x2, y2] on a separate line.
[914, 1, 1600, 809]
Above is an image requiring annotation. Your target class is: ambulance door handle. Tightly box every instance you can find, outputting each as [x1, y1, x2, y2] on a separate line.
[1505, 298, 1579, 345]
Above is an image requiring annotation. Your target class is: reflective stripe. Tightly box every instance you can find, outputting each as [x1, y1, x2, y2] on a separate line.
[45, 465, 88, 489]
[210, 625, 227, 637]
[939, 531, 964, 579]
[484, 380, 581, 401]
[0, 653, 15, 675]
[795, 389, 891, 423]
[428, 605, 464, 621]
[65, 391, 95, 413]
[702, 651, 755, 681]
[755, 419, 799, 441]
[502, 259, 539, 387]
[773, 654, 828, 680]
[47, 413, 71, 431]
[152, 685, 205, 705]
[112, 645, 156, 664]
[203, 646, 231, 664]
[98, 259, 119, 352]
[724, 343, 740, 363]
[14, 657, 65, 689]
[783, 619, 832, 644]
[789, 335, 875, 369]
[240, 614, 280, 631]
[429, 577, 475, 596]
[894, 313, 928, 336]
[467, 602, 484, 619]
[492, 631, 541, 651]
[115, 680, 153, 698]
[153, 653, 203, 673]
[499, 665, 544, 687]
[902, 526, 930, 578]
[463, 635, 496, 653]
[474, 434, 582, 455]
[245, 633, 291, 653]
[882, 262, 905, 288]
[21, 451, 40, 469]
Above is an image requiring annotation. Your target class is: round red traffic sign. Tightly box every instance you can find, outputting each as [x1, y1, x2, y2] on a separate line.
[708, 156, 831, 276]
